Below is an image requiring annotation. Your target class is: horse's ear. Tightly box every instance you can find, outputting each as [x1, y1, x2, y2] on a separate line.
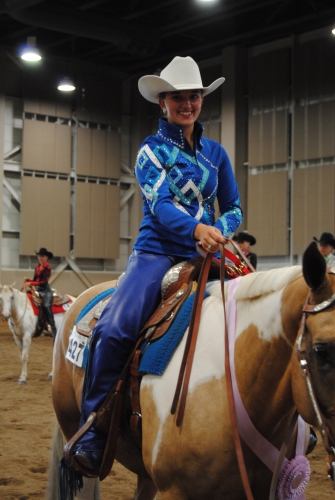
[9, 281, 16, 289]
[302, 242, 326, 291]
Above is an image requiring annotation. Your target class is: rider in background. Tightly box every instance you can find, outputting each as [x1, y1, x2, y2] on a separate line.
[21, 247, 57, 339]
[72, 55, 243, 472]
[233, 231, 257, 269]
[313, 232, 335, 267]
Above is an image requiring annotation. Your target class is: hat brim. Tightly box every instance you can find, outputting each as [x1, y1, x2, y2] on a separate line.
[236, 233, 256, 246]
[138, 75, 225, 104]
[36, 250, 53, 259]
[313, 236, 335, 246]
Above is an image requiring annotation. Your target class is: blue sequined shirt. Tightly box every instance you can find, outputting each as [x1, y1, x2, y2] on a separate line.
[134, 119, 243, 259]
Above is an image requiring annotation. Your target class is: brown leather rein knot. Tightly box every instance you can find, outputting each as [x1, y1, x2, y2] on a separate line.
[297, 287, 335, 471]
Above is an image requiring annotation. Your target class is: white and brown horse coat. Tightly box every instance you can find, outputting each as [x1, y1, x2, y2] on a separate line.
[52, 243, 335, 500]
[139, 265, 320, 499]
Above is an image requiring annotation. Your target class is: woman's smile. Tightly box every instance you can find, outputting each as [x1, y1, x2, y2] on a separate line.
[159, 89, 203, 131]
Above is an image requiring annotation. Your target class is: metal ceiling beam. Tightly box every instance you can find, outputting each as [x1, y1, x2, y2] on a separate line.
[3, 0, 161, 57]
[161, 0, 282, 36]
[124, 6, 335, 74]
[123, 0, 182, 21]
[79, 0, 109, 10]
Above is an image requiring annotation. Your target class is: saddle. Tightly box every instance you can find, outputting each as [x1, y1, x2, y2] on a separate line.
[29, 287, 72, 308]
[63, 244, 253, 481]
[75, 294, 113, 337]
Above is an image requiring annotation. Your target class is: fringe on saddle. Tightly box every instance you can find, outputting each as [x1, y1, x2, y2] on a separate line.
[61, 248, 252, 496]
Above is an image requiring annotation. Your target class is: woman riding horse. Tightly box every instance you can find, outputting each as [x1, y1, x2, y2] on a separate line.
[21, 247, 57, 339]
[72, 55, 243, 472]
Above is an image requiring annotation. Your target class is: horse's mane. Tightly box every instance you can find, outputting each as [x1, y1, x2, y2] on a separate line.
[234, 266, 302, 300]
[207, 266, 302, 301]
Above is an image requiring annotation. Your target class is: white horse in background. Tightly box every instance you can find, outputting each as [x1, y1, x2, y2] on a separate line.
[0, 284, 75, 385]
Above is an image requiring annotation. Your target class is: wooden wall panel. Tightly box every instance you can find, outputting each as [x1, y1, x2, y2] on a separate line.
[92, 130, 107, 178]
[21, 176, 71, 256]
[76, 127, 91, 176]
[274, 110, 287, 163]
[24, 98, 71, 118]
[294, 38, 335, 100]
[307, 103, 319, 159]
[248, 47, 290, 170]
[106, 130, 121, 178]
[293, 102, 335, 161]
[203, 122, 220, 143]
[248, 110, 287, 167]
[74, 182, 120, 259]
[248, 114, 261, 168]
[22, 119, 71, 173]
[247, 171, 288, 256]
[76, 128, 121, 179]
[249, 47, 290, 108]
[321, 101, 335, 157]
[262, 112, 272, 165]
[293, 106, 305, 161]
[75, 76, 123, 126]
[292, 165, 335, 254]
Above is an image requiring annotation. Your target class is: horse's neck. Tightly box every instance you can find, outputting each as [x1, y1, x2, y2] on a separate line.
[11, 289, 27, 322]
[234, 279, 307, 445]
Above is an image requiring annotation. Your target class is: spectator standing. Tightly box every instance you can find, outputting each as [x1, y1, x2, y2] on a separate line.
[313, 232, 335, 267]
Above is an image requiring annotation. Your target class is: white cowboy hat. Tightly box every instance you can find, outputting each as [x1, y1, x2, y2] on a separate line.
[138, 56, 225, 104]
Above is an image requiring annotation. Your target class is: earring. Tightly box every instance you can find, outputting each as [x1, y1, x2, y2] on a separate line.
[162, 108, 167, 115]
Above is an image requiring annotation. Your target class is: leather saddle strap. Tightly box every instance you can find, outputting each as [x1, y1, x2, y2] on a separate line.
[171, 252, 213, 426]
[129, 349, 143, 449]
[228, 238, 256, 273]
[63, 412, 99, 471]
[220, 243, 254, 500]
[99, 378, 127, 481]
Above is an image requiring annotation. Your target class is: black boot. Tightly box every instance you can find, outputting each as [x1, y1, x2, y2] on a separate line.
[44, 306, 57, 339]
[73, 429, 106, 471]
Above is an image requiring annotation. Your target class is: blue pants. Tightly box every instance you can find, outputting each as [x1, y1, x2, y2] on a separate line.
[82, 250, 182, 420]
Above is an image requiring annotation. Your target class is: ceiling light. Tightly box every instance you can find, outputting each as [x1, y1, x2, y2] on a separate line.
[332, 26, 335, 35]
[20, 36, 41, 62]
[58, 77, 76, 92]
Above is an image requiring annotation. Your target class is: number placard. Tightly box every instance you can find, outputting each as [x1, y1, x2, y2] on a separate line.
[66, 327, 89, 368]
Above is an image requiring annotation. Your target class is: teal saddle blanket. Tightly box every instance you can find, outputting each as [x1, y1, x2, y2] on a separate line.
[139, 290, 209, 376]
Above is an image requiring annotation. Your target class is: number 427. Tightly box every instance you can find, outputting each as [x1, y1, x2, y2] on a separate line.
[67, 338, 85, 362]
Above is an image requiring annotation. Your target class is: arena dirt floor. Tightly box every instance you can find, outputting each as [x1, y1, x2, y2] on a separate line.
[0, 323, 335, 500]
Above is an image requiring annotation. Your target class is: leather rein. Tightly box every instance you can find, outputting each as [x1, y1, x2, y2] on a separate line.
[297, 278, 335, 480]
[171, 241, 256, 499]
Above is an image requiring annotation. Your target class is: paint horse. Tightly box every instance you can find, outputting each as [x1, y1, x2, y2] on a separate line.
[0, 284, 75, 384]
[50, 242, 335, 499]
